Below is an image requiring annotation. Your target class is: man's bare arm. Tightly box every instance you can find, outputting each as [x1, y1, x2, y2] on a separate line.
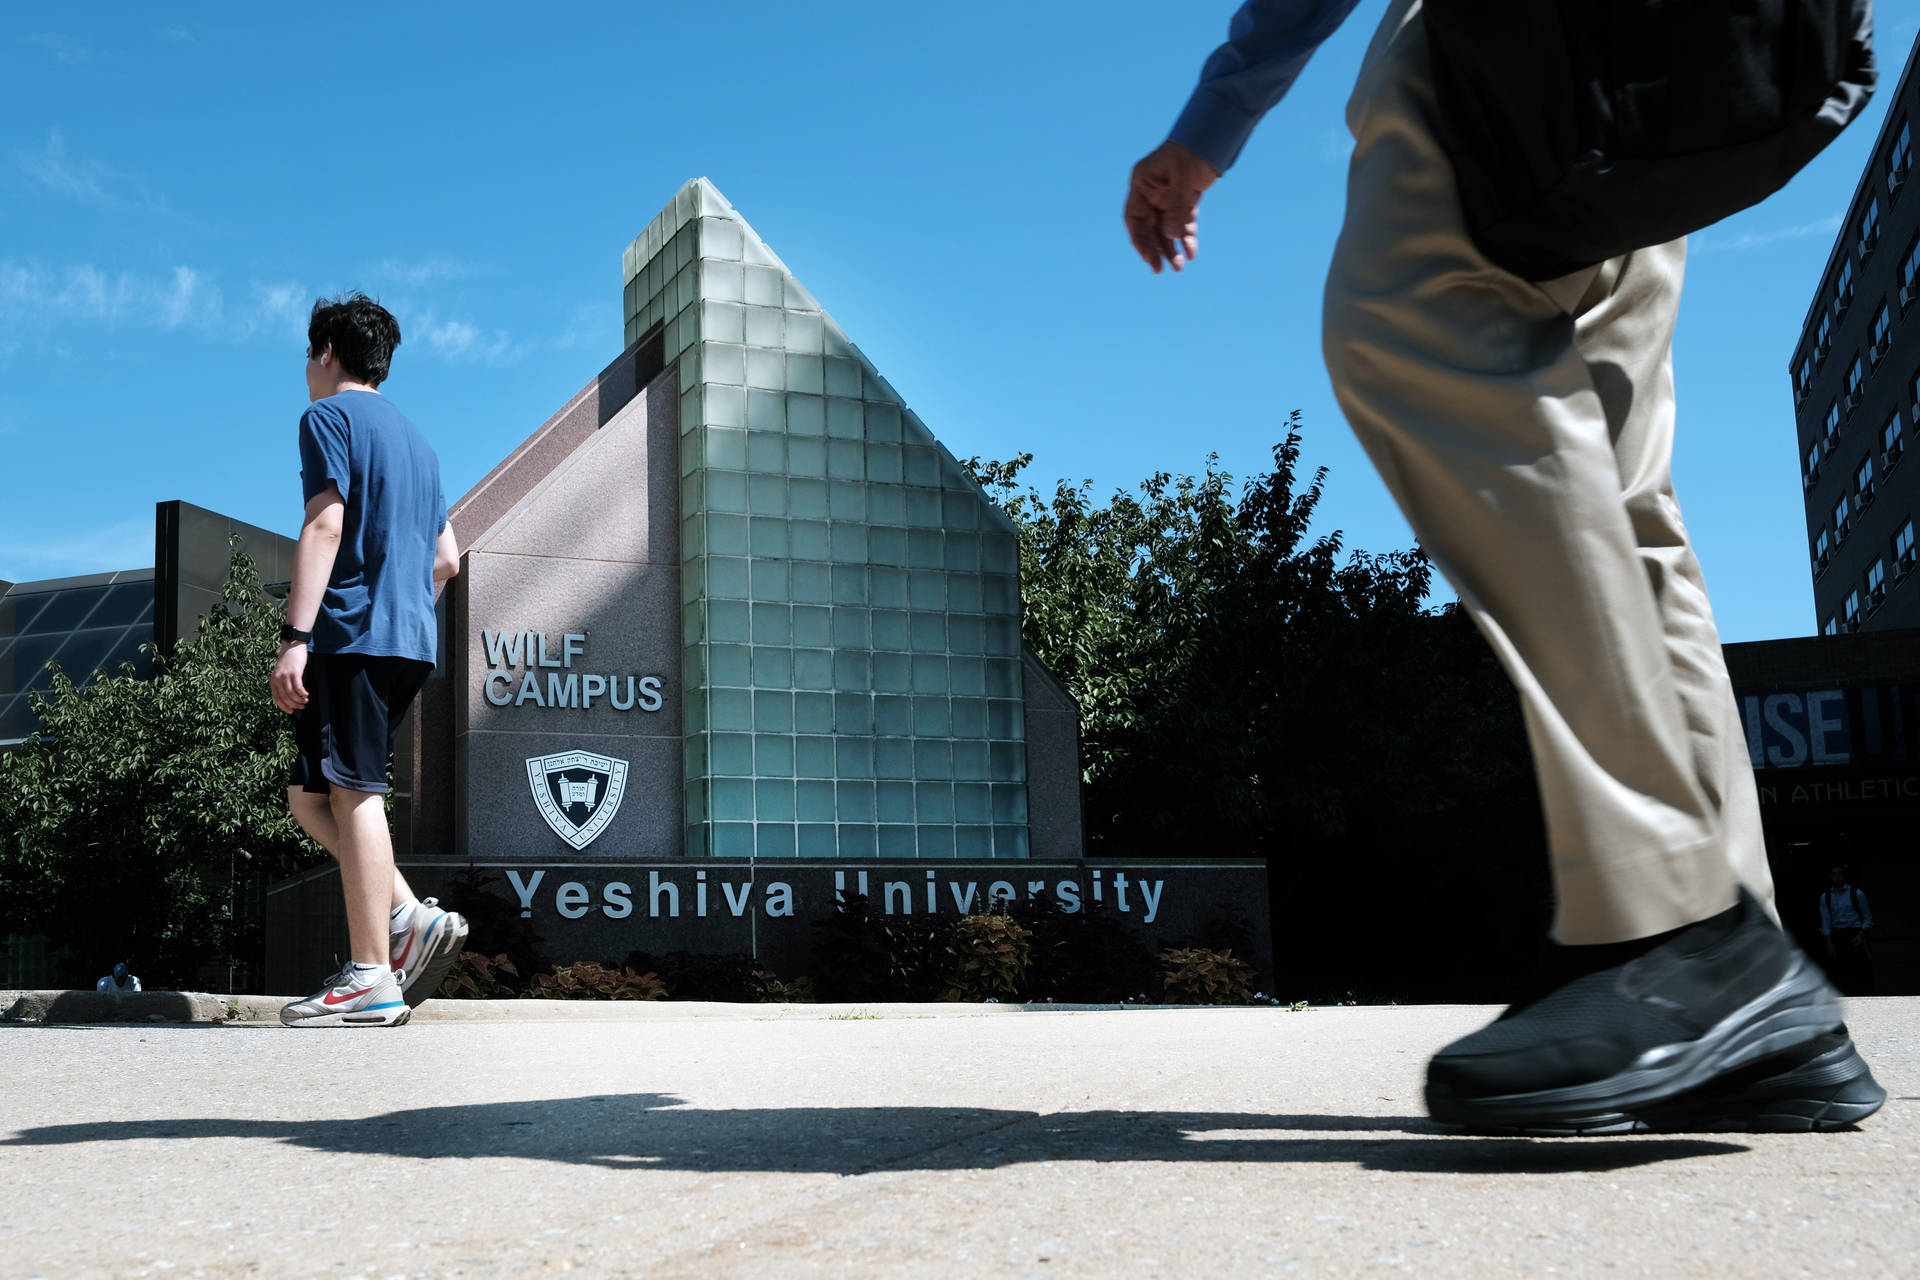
[433, 522, 461, 583]
[271, 486, 344, 714]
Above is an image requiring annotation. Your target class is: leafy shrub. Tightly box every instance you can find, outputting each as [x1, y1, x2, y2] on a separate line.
[1160, 947, 1256, 1005]
[1011, 896, 1160, 1003]
[437, 951, 520, 999]
[0, 547, 319, 988]
[753, 968, 816, 1003]
[624, 950, 757, 1001]
[807, 895, 956, 1001]
[435, 867, 551, 982]
[528, 961, 667, 1000]
[941, 911, 1032, 1001]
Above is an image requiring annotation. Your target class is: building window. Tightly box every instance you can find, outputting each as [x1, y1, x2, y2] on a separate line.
[1826, 401, 1842, 441]
[1861, 197, 1882, 253]
[1798, 355, 1814, 402]
[1868, 557, 1888, 605]
[1847, 355, 1866, 402]
[1858, 455, 1876, 505]
[1835, 494, 1852, 538]
[1904, 236, 1920, 296]
[1885, 412, 1906, 464]
[1824, 616, 1840, 636]
[1874, 301, 1894, 350]
[1897, 518, 1917, 571]
[1838, 258, 1856, 310]
[1845, 589, 1862, 628]
[1814, 527, 1831, 572]
[1892, 120, 1913, 190]
[1807, 440, 1823, 477]
[1818, 310, 1833, 354]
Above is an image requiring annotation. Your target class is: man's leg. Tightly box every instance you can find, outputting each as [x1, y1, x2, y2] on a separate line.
[288, 786, 418, 913]
[1324, 0, 1734, 945]
[1320, 0, 1875, 1131]
[329, 786, 398, 967]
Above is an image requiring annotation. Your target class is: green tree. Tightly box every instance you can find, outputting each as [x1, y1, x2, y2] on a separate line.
[0, 548, 324, 988]
[971, 417, 1547, 1000]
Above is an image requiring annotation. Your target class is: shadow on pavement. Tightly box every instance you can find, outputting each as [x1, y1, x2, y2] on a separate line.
[0, 1094, 1748, 1174]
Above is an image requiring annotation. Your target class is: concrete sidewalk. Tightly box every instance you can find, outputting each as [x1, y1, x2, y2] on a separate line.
[3, 1000, 1915, 1278]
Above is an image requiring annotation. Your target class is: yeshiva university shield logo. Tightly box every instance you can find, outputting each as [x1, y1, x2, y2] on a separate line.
[526, 751, 629, 850]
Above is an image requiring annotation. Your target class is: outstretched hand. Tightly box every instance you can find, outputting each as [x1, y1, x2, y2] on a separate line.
[1125, 140, 1220, 273]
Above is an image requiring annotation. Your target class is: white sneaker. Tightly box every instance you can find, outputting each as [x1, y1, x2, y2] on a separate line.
[391, 897, 470, 1008]
[280, 970, 410, 1027]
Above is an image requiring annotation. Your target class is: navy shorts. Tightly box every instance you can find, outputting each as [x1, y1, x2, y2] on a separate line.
[290, 653, 433, 795]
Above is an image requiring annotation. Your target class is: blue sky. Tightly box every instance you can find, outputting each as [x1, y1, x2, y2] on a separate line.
[3, 2, 1916, 642]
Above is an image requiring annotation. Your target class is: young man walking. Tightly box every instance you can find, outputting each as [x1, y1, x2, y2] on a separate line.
[1127, 0, 1884, 1131]
[272, 293, 469, 1028]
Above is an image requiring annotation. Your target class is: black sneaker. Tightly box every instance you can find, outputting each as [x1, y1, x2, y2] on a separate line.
[1633, 1027, 1886, 1133]
[1425, 889, 1872, 1135]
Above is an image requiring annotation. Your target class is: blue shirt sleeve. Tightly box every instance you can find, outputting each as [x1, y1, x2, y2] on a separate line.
[1168, 0, 1365, 173]
[298, 401, 352, 505]
[435, 471, 447, 535]
[1859, 890, 1873, 931]
[1819, 893, 1832, 935]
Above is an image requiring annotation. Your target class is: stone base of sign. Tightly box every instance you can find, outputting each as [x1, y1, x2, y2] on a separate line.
[266, 858, 1272, 996]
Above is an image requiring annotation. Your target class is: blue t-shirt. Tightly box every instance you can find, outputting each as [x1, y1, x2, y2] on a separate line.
[297, 390, 446, 665]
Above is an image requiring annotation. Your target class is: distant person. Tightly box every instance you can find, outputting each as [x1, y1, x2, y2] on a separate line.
[1127, 0, 1883, 1131]
[272, 293, 470, 1028]
[1819, 865, 1875, 996]
[94, 963, 140, 994]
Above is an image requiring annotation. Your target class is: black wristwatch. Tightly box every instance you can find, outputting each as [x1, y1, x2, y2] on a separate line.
[279, 624, 312, 645]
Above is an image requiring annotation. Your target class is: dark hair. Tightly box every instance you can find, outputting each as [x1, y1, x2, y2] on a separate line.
[307, 292, 401, 386]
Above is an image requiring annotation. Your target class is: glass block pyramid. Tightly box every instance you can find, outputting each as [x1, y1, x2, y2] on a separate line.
[623, 178, 1030, 860]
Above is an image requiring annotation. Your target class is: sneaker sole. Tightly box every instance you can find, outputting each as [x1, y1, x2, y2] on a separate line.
[280, 1002, 412, 1028]
[401, 912, 470, 1008]
[1425, 950, 1847, 1134]
[1633, 1034, 1886, 1133]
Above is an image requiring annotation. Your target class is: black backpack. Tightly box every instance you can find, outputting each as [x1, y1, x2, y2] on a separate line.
[1423, 0, 1879, 281]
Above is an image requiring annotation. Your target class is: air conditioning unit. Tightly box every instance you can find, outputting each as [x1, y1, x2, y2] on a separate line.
[1895, 169, 1910, 198]
[1844, 391, 1863, 415]
[1816, 550, 1831, 574]
[1844, 613, 1862, 632]
[1887, 441, 1906, 468]
[1804, 465, 1822, 490]
[1860, 484, 1877, 508]
[1863, 229, 1880, 257]
[1816, 338, 1833, 363]
[1836, 519, 1851, 541]
[1871, 584, 1888, 607]
[1872, 337, 1892, 365]
[1903, 283, 1920, 311]
[1901, 547, 1917, 574]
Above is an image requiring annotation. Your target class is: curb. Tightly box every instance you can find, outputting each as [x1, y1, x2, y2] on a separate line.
[2, 990, 1295, 1025]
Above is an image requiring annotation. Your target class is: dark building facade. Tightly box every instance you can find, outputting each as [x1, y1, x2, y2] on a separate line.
[1792, 34, 1920, 634]
[1725, 630, 1920, 993]
[0, 501, 294, 746]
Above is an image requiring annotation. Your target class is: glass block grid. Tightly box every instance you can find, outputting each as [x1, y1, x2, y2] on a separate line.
[0, 577, 156, 741]
[624, 178, 1028, 859]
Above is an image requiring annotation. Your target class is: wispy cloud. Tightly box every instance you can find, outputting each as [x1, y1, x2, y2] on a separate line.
[0, 259, 521, 365]
[25, 33, 95, 66]
[0, 520, 154, 580]
[165, 26, 196, 44]
[16, 131, 170, 215]
[548, 302, 606, 353]
[1694, 214, 1843, 254]
[367, 258, 477, 288]
[415, 314, 514, 364]
[0, 261, 222, 331]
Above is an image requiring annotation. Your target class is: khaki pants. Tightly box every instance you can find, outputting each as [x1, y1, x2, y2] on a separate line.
[1321, 0, 1775, 944]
